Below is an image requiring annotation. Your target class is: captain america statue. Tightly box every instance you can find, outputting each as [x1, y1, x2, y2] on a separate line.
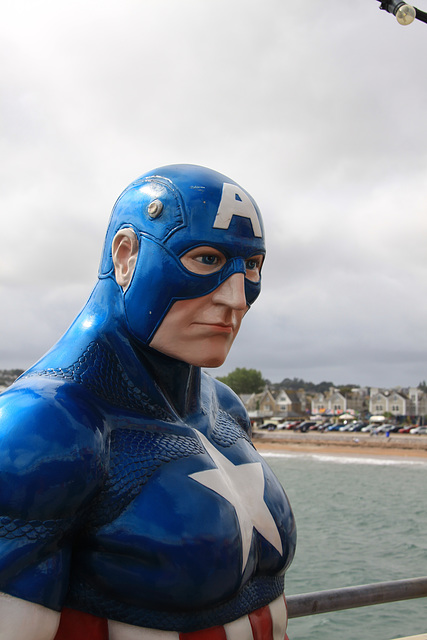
[0, 164, 296, 640]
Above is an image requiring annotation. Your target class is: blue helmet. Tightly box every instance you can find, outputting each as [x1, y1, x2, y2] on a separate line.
[99, 164, 266, 345]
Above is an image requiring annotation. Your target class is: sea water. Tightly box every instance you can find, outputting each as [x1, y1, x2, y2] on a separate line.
[263, 452, 427, 640]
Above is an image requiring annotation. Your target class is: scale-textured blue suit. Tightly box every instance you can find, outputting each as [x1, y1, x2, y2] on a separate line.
[0, 165, 296, 639]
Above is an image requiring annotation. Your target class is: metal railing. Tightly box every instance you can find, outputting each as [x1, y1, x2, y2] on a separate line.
[287, 576, 427, 619]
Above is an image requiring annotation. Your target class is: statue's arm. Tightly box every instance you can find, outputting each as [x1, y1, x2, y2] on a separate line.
[0, 383, 106, 623]
[0, 593, 60, 640]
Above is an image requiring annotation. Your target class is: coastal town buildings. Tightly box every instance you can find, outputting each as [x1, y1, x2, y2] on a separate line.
[311, 387, 370, 416]
[311, 389, 346, 415]
[243, 388, 306, 422]
[242, 389, 277, 421]
[369, 387, 427, 419]
[242, 385, 427, 424]
[407, 387, 427, 416]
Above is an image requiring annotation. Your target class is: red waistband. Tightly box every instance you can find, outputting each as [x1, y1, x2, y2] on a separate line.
[54, 595, 288, 640]
[54, 608, 108, 640]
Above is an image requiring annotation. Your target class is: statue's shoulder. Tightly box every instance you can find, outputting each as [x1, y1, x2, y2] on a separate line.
[0, 376, 106, 517]
[0, 373, 107, 441]
[202, 372, 251, 435]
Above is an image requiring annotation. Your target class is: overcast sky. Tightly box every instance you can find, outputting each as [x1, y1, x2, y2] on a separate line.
[2, 0, 427, 389]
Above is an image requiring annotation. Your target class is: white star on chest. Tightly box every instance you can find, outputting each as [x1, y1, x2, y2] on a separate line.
[189, 432, 283, 574]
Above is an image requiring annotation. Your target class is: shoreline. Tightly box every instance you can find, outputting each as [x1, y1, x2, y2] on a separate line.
[252, 430, 427, 459]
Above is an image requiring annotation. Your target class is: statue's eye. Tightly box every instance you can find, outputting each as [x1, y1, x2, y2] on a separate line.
[198, 254, 220, 266]
[181, 247, 227, 275]
[245, 255, 264, 282]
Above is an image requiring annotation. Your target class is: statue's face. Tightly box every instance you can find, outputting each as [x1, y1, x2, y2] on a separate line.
[105, 165, 266, 353]
[149, 246, 263, 366]
[149, 275, 246, 367]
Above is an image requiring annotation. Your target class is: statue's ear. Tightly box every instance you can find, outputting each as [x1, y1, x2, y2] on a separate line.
[112, 228, 139, 291]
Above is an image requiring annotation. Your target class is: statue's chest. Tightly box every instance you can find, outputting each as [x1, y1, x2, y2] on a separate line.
[75, 415, 292, 611]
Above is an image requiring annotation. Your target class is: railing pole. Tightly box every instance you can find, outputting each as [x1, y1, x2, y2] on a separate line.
[287, 577, 427, 619]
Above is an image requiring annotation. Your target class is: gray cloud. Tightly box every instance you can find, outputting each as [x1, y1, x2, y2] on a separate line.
[2, 0, 427, 388]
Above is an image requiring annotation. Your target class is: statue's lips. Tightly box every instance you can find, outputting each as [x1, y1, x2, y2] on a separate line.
[191, 322, 234, 334]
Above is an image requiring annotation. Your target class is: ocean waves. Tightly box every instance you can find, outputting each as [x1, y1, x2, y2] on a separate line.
[264, 452, 427, 640]
[261, 450, 427, 467]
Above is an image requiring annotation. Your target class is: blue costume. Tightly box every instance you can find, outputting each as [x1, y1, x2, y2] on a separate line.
[0, 165, 296, 637]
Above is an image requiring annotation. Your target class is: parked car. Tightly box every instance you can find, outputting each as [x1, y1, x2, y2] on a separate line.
[398, 425, 413, 433]
[296, 421, 316, 432]
[387, 424, 402, 433]
[373, 423, 395, 434]
[276, 422, 289, 430]
[410, 426, 427, 435]
[283, 420, 303, 430]
[317, 422, 334, 431]
[348, 421, 368, 432]
[327, 423, 341, 431]
[259, 422, 277, 430]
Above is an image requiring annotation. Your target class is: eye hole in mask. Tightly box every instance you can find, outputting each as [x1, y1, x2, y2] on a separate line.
[180, 246, 264, 283]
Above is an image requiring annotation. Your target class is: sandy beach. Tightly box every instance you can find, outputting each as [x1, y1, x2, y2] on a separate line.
[253, 430, 427, 460]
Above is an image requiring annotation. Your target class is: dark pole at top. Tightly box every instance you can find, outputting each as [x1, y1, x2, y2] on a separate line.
[377, 0, 427, 24]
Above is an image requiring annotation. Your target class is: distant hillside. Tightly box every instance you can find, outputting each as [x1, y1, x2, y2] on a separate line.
[0, 369, 24, 389]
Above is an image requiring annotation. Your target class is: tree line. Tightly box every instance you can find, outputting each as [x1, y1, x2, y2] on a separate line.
[216, 368, 361, 396]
